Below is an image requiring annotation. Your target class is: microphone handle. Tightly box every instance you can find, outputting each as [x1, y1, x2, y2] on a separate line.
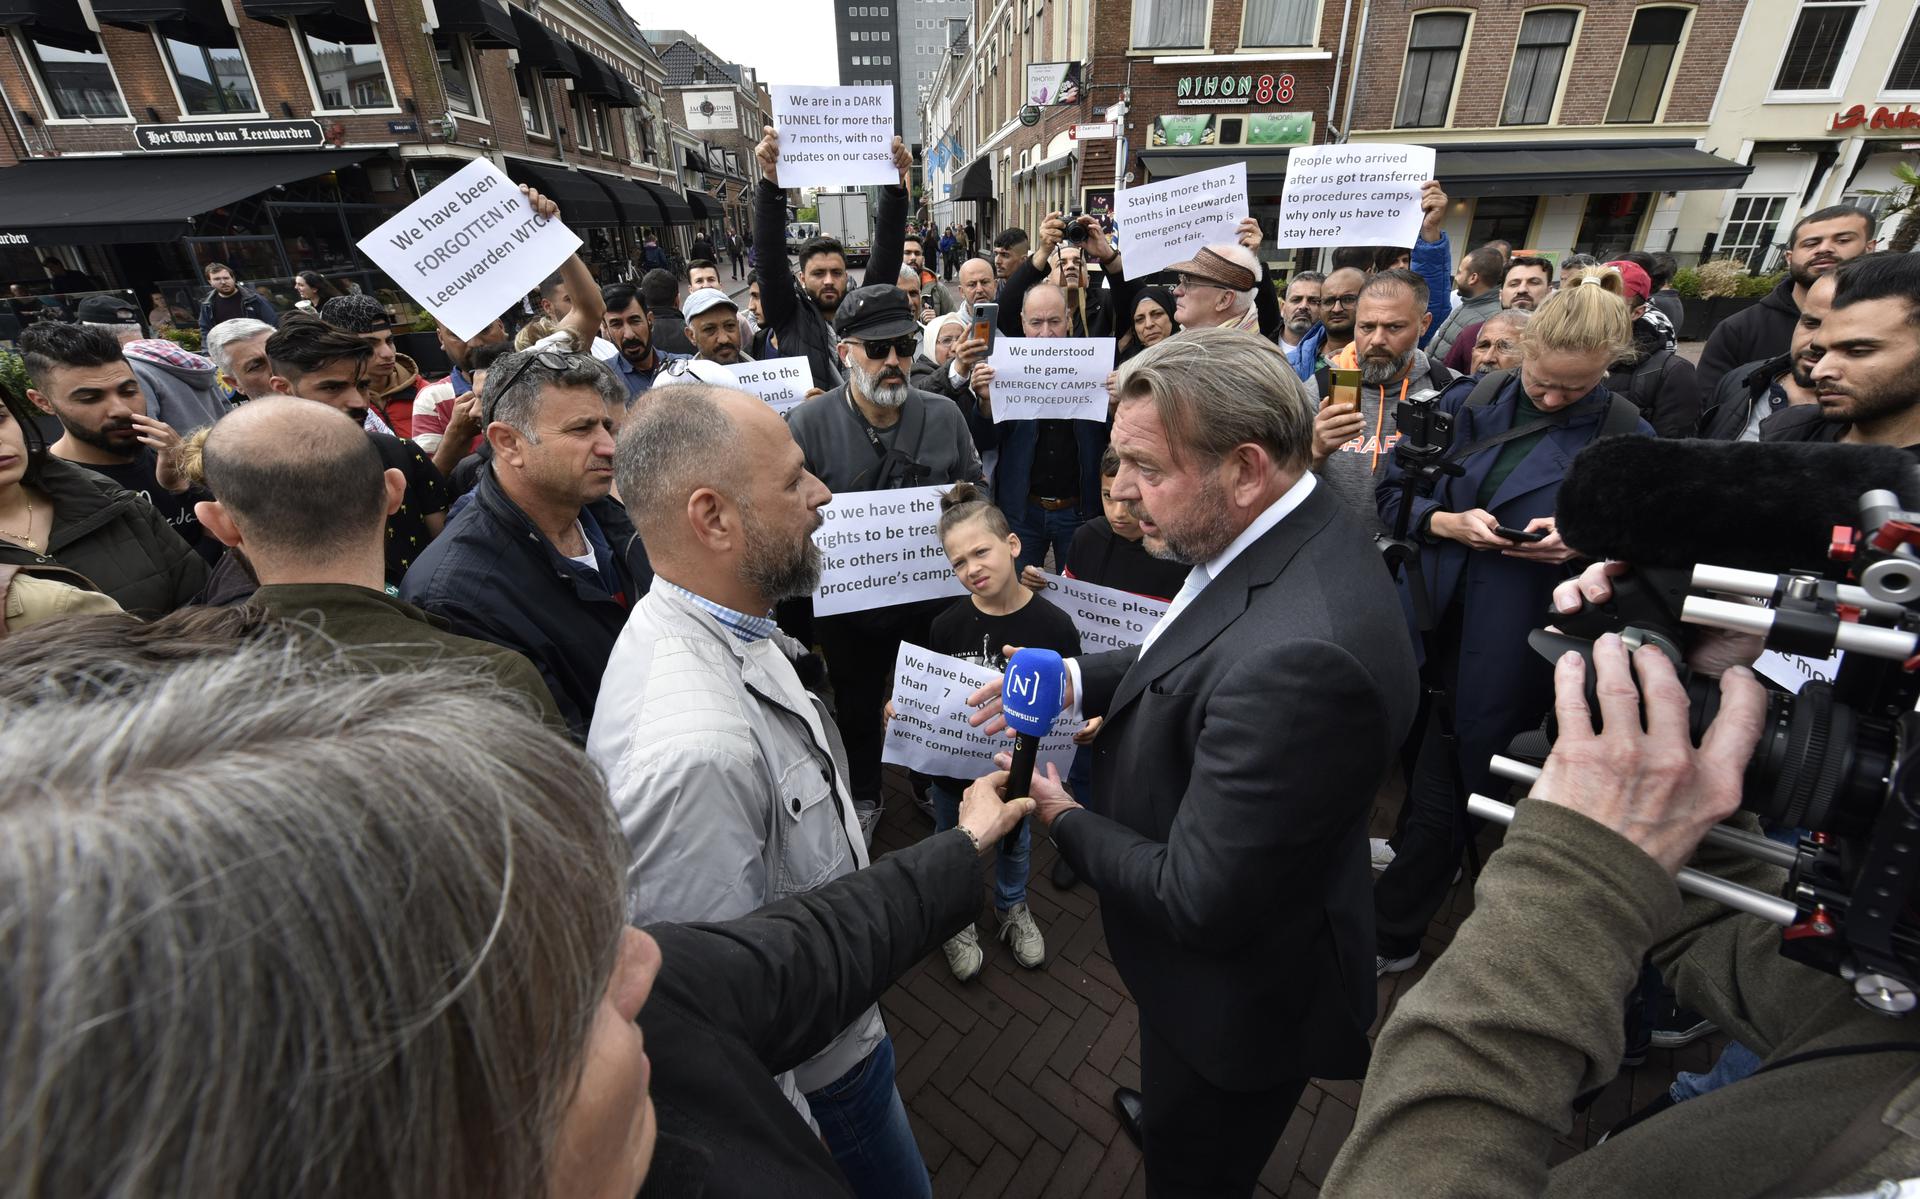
[1002, 733, 1039, 855]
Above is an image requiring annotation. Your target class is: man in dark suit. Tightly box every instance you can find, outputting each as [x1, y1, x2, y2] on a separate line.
[973, 326, 1418, 1196]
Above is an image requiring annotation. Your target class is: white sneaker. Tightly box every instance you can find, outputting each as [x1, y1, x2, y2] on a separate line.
[1376, 952, 1419, 978]
[996, 902, 1046, 969]
[943, 926, 983, 981]
[1370, 838, 1396, 870]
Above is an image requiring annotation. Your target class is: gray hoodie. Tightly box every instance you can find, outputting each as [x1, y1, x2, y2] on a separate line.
[124, 339, 230, 433]
[1310, 348, 1450, 541]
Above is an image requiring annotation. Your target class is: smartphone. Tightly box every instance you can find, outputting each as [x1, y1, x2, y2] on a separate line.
[1329, 367, 1362, 409]
[971, 302, 998, 351]
[1495, 524, 1548, 542]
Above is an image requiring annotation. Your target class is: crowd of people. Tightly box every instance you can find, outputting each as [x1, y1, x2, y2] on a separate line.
[4, 115, 1920, 1199]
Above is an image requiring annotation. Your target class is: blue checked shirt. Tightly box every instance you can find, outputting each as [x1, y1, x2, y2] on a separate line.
[655, 580, 777, 643]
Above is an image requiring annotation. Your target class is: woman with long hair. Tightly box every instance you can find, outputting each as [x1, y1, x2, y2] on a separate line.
[292, 270, 342, 312]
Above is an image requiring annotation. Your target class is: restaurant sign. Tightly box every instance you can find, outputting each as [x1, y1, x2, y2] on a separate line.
[1831, 104, 1920, 132]
[134, 120, 325, 152]
[1174, 72, 1296, 107]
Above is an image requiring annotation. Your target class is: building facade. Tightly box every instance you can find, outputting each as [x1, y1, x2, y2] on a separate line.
[646, 29, 773, 239]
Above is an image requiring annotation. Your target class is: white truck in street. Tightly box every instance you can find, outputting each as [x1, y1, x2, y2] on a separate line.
[814, 190, 873, 267]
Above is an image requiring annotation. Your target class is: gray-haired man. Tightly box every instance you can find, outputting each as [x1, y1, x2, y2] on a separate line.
[205, 317, 277, 402]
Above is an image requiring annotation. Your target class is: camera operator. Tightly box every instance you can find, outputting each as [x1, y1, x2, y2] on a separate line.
[1370, 268, 1651, 980]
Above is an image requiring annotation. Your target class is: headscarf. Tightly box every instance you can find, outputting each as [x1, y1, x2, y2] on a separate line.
[920, 312, 966, 364]
[1120, 287, 1180, 362]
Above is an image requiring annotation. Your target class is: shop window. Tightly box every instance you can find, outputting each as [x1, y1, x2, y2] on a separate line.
[23, 35, 127, 120]
[1394, 12, 1467, 128]
[298, 22, 394, 111]
[1467, 194, 1538, 249]
[516, 65, 548, 136]
[1132, 0, 1205, 49]
[1243, 0, 1316, 47]
[593, 103, 613, 153]
[1500, 8, 1577, 125]
[1772, 0, 1863, 93]
[1886, 10, 1920, 92]
[437, 36, 479, 117]
[159, 30, 258, 116]
[1606, 7, 1687, 122]
[571, 89, 593, 149]
[1719, 194, 1790, 272]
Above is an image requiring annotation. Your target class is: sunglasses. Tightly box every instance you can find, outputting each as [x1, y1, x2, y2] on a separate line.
[849, 337, 919, 361]
[489, 349, 583, 400]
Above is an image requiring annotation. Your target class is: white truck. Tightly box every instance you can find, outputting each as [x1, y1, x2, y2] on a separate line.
[814, 190, 873, 267]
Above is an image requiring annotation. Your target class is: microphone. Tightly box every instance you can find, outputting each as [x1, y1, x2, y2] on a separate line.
[999, 648, 1067, 854]
[1556, 438, 1920, 573]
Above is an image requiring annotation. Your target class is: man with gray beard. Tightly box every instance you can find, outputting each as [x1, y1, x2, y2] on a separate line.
[787, 284, 987, 836]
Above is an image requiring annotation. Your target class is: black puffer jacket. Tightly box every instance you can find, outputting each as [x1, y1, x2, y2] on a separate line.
[1697, 277, 1798, 398]
[1605, 317, 1701, 438]
[0, 456, 208, 616]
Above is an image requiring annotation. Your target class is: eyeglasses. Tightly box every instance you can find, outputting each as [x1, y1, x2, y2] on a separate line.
[1175, 274, 1228, 292]
[849, 337, 919, 361]
[489, 349, 582, 400]
[1322, 293, 1362, 309]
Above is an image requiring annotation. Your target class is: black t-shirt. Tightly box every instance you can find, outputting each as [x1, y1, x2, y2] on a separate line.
[925, 592, 1082, 793]
[1029, 419, 1079, 498]
[368, 432, 449, 584]
[83, 452, 221, 565]
[1064, 515, 1188, 602]
[208, 290, 249, 324]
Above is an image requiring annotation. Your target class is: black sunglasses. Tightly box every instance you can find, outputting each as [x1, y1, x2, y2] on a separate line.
[848, 337, 918, 361]
[490, 349, 581, 398]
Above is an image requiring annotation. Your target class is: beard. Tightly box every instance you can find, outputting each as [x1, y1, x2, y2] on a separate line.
[740, 501, 823, 602]
[64, 414, 137, 457]
[1816, 378, 1916, 426]
[1791, 351, 1818, 389]
[1789, 255, 1839, 289]
[1360, 347, 1413, 386]
[1129, 471, 1237, 566]
[1285, 311, 1315, 336]
[852, 356, 910, 408]
[619, 332, 652, 364]
[807, 283, 842, 315]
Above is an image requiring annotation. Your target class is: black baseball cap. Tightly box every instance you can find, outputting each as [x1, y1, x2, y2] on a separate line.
[833, 285, 919, 342]
[74, 294, 141, 324]
[320, 293, 396, 333]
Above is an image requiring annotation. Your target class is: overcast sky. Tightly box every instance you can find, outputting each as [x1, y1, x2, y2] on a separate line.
[624, 0, 843, 88]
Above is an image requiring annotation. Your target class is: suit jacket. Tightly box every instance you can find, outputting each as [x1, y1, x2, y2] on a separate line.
[1055, 481, 1419, 1090]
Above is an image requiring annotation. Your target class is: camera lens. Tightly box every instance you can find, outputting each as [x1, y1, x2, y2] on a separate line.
[1694, 681, 1895, 836]
[1065, 224, 1088, 244]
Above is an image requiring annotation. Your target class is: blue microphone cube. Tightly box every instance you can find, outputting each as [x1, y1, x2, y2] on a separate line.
[1002, 648, 1067, 738]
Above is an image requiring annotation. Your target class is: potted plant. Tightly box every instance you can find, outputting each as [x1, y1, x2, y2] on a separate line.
[1673, 259, 1779, 341]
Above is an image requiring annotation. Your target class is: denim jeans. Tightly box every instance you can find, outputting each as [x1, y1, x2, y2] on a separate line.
[805, 1036, 931, 1199]
[1670, 1040, 1763, 1103]
[1009, 500, 1085, 573]
[930, 782, 1029, 909]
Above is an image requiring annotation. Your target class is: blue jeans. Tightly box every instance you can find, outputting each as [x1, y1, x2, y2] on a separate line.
[805, 1036, 931, 1199]
[1009, 500, 1085, 573]
[1670, 1039, 1763, 1103]
[930, 782, 1029, 909]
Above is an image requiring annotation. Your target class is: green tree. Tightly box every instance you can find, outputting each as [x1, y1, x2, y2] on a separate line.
[1863, 160, 1920, 255]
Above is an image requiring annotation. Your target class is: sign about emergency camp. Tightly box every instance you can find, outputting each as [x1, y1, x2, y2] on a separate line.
[357, 158, 579, 342]
[1273, 143, 1436, 248]
[1039, 573, 1170, 652]
[728, 356, 812, 415]
[771, 86, 897, 188]
[1113, 161, 1247, 279]
[812, 486, 965, 616]
[985, 337, 1114, 422]
[883, 644, 1076, 778]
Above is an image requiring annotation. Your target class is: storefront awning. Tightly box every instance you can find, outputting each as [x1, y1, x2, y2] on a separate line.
[0, 149, 373, 244]
[509, 6, 576, 78]
[567, 46, 637, 106]
[954, 156, 993, 202]
[585, 170, 665, 227]
[238, 0, 368, 42]
[685, 189, 724, 220]
[92, 0, 229, 37]
[635, 179, 692, 225]
[504, 158, 619, 226]
[431, 0, 516, 49]
[681, 147, 708, 175]
[0, 0, 98, 50]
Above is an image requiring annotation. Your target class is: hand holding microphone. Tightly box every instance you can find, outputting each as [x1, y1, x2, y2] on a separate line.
[995, 648, 1068, 855]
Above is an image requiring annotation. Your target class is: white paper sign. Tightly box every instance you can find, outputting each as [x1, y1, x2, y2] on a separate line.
[985, 338, 1115, 423]
[1754, 648, 1838, 694]
[1113, 161, 1247, 279]
[772, 86, 897, 189]
[812, 485, 966, 616]
[883, 643, 1076, 778]
[356, 159, 580, 342]
[728, 356, 813, 415]
[1040, 573, 1171, 652]
[1273, 143, 1437, 248]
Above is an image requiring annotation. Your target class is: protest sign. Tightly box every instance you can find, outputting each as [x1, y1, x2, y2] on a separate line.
[1112, 161, 1247, 279]
[1039, 573, 1170, 652]
[985, 338, 1115, 423]
[1272, 143, 1436, 248]
[883, 644, 1077, 779]
[727, 356, 812, 415]
[771, 86, 897, 189]
[813, 485, 966, 616]
[357, 159, 579, 342]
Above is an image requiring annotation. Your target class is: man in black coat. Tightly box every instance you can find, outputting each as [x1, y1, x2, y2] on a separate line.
[974, 327, 1418, 1196]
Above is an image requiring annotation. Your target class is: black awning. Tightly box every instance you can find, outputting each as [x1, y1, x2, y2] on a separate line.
[635, 179, 692, 225]
[431, 0, 516, 48]
[92, 0, 229, 36]
[567, 45, 633, 105]
[508, 6, 576, 77]
[0, 0, 98, 50]
[504, 158, 619, 225]
[681, 147, 707, 174]
[685, 189, 724, 220]
[953, 156, 993, 201]
[238, 0, 368, 42]
[586, 170, 665, 227]
[0, 149, 372, 244]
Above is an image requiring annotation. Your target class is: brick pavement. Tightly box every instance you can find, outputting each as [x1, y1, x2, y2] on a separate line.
[874, 766, 1724, 1197]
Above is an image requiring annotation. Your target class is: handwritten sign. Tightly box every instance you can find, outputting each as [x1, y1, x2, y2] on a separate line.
[772, 86, 897, 189]
[986, 338, 1114, 423]
[357, 159, 580, 342]
[729, 356, 812, 415]
[812, 485, 965, 616]
[1273, 143, 1436, 248]
[1113, 161, 1247, 279]
[884, 643, 1076, 779]
[1040, 573, 1170, 652]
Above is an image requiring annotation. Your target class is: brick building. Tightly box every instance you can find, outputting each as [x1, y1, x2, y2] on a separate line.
[645, 29, 774, 241]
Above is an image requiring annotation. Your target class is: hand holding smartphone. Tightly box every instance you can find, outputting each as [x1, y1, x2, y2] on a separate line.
[1494, 524, 1549, 543]
[970, 302, 998, 353]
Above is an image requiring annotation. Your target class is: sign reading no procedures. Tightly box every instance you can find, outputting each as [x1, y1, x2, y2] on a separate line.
[134, 120, 324, 152]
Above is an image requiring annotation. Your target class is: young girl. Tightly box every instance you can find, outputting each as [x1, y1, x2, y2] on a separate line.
[925, 482, 1081, 981]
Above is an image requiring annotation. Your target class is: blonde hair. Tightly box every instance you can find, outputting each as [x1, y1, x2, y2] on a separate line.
[513, 317, 559, 351]
[177, 426, 212, 488]
[1520, 266, 1634, 362]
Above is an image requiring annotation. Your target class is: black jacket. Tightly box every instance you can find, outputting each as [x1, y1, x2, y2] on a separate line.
[0, 455, 208, 616]
[649, 305, 695, 356]
[1697, 277, 1798, 398]
[1698, 354, 1790, 441]
[909, 352, 995, 454]
[1606, 318, 1701, 437]
[753, 177, 908, 390]
[995, 253, 1115, 339]
[399, 464, 651, 741]
[639, 829, 983, 1197]
[1055, 482, 1419, 1089]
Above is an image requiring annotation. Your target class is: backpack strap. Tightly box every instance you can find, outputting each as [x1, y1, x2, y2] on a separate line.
[1600, 394, 1643, 438]
[1466, 367, 1515, 408]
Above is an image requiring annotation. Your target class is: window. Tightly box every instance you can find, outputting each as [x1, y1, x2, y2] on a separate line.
[1773, 0, 1862, 92]
[593, 103, 613, 151]
[23, 36, 126, 119]
[1132, 0, 1205, 49]
[1607, 7, 1687, 121]
[436, 36, 478, 116]
[1500, 8, 1576, 125]
[883, 54, 891, 64]
[160, 29, 259, 116]
[299, 22, 394, 111]
[1243, 0, 1316, 47]
[515, 64, 548, 135]
[1886, 10, 1920, 91]
[1720, 194, 1789, 271]
[1394, 12, 1467, 127]
[571, 88, 592, 148]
